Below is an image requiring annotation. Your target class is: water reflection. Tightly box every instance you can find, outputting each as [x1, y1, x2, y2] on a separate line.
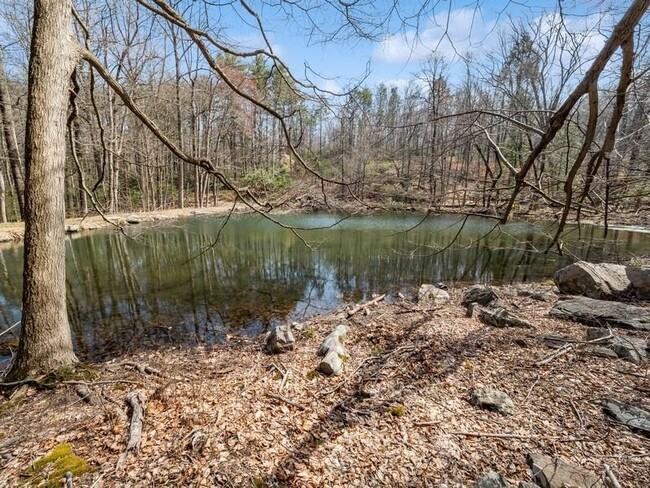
[0, 213, 648, 359]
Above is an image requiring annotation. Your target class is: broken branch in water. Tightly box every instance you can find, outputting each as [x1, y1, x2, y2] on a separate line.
[347, 294, 386, 318]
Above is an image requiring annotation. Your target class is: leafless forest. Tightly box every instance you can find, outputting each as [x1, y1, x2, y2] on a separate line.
[0, 1, 647, 230]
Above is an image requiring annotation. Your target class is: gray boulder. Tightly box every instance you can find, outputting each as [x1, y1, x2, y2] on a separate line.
[126, 215, 142, 224]
[418, 284, 450, 306]
[555, 261, 630, 300]
[265, 324, 295, 354]
[585, 327, 647, 362]
[527, 453, 603, 488]
[474, 471, 513, 488]
[462, 285, 500, 307]
[474, 306, 533, 329]
[610, 336, 647, 363]
[65, 224, 80, 233]
[469, 387, 514, 415]
[627, 266, 650, 300]
[603, 399, 650, 436]
[550, 297, 650, 331]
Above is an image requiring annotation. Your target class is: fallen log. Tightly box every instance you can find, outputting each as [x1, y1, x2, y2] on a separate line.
[117, 390, 146, 469]
[347, 294, 386, 318]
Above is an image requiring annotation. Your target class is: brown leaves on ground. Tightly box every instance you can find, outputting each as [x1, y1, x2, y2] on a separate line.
[0, 285, 648, 487]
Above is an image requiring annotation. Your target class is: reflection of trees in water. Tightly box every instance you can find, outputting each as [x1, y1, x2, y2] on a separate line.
[0, 214, 648, 358]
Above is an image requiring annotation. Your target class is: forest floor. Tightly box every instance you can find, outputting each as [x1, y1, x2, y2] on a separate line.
[1, 284, 649, 487]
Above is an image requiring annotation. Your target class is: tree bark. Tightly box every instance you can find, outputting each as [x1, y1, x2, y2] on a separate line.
[0, 49, 25, 219]
[0, 169, 6, 223]
[7, 0, 78, 380]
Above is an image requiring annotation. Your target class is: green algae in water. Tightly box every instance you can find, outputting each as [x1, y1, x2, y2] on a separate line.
[26, 443, 90, 487]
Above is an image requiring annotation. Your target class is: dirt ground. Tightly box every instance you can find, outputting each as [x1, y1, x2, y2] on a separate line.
[0, 285, 648, 487]
[0, 204, 245, 244]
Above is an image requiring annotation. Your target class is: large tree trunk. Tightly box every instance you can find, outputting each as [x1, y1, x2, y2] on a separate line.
[0, 49, 25, 219]
[7, 0, 78, 380]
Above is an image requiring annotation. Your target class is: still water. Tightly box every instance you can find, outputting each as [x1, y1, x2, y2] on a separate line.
[0, 213, 648, 359]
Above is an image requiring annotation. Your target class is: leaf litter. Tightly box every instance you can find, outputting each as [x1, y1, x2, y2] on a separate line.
[0, 284, 648, 487]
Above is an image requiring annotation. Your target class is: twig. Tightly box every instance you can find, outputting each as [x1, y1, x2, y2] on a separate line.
[319, 355, 380, 396]
[451, 431, 533, 440]
[121, 361, 162, 376]
[615, 368, 647, 379]
[570, 399, 585, 429]
[536, 332, 614, 366]
[270, 363, 289, 392]
[265, 393, 306, 411]
[0, 378, 54, 390]
[63, 380, 142, 386]
[347, 294, 386, 318]
[523, 374, 540, 403]
[0, 321, 20, 338]
[604, 464, 622, 488]
[414, 421, 442, 427]
[89, 472, 107, 488]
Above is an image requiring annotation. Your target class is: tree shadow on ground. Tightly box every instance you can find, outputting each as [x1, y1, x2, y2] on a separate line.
[238, 311, 526, 487]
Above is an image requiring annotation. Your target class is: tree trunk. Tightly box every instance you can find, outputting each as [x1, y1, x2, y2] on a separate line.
[0, 169, 6, 223]
[7, 0, 78, 380]
[0, 49, 25, 219]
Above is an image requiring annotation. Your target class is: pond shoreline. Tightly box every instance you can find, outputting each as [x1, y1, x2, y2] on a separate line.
[1, 202, 649, 248]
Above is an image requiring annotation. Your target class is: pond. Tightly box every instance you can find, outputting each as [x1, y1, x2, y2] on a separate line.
[1, 212, 648, 359]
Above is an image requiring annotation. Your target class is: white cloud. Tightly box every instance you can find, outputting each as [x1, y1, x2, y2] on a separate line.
[373, 8, 498, 63]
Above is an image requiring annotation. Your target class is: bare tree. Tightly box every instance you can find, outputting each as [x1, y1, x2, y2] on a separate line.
[6, 0, 78, 379]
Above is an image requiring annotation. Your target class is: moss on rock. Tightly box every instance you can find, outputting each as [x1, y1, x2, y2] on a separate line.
[26, 443, 90, 487]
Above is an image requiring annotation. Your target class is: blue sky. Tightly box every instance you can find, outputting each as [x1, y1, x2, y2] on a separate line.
[213, 0, 621, 91]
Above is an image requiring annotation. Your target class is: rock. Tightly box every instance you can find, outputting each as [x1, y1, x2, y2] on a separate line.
[627, 266, 650, 300]
[65, 224, 80, 233]
[475, 306, 533, 329]
[474, 471, 513, 488]
[610, 336, 647, 363]
[467, 302, 481, 318]
[265, 324, 295, 354]
[602, 399, 650, 435]
[469, 387, 514, 415]
[550, 297, 650, 331]
[462, 285, 500, 307]
[0, 232, 13, 243]
[517, 289, 555, 302]
[555, 261, 630, 300]
[584, 345, 618, 359]
[318, 324, 349, 357]
[126, 215, 141, 224]
[418, 284, 450, 306]
[585, 327, 610, 341]
[584, 327, 646, 361]
[317, 349, 343, 375]
[527, 453, 604, 488]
